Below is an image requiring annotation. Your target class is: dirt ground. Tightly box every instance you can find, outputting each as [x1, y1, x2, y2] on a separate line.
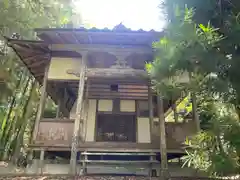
[0, 176, 151, 180]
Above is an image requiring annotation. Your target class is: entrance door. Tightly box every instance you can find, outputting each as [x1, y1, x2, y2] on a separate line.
[96, 114, 136, 142]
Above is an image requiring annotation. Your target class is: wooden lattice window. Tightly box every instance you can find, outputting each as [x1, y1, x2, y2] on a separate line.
[96, 114, 136, 142]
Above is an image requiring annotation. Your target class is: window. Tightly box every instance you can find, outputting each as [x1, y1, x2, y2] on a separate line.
[110, 84, 118, 92]
[138, 100, 158, 117]
[96, 114, 136, 142]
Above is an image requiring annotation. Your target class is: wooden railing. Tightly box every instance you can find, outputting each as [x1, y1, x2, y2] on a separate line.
[34, 118, 196, 151]
[152, 120, 197, 150]
[35, 118, 74, 146]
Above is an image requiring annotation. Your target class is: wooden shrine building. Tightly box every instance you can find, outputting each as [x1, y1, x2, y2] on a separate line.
[6, 24, 199, 176]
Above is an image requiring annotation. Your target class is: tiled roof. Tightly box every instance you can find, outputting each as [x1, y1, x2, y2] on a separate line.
[35, 23, 158, 33]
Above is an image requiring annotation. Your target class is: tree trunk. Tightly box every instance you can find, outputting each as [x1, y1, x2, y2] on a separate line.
[157, 94, 168, 180]
[191, 92, 200, 131]
[148, 85, 154, 143]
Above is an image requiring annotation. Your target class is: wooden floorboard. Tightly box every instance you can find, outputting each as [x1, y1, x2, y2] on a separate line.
[29, 142, 184, 153]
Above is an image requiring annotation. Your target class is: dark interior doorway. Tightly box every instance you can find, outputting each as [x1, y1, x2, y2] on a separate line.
[96, 114, 136, 142]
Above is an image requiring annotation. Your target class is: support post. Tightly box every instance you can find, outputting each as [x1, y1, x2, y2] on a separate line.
[39, 149, 45, 175]
[69, 52, 87, 175]
[157, 94, 168, 180]
[33, 64, 49, 141]
[148, 84, 153, 143]
[172, 102, 178, 122]
[56, 98, 61, 118]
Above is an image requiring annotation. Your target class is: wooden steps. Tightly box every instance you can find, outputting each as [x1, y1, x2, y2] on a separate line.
[79, 151, 158, 176]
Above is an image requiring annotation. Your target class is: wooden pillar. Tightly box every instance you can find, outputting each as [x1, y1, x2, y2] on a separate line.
[33, 64, 49, 141]
[56, 98, 61, 118]
[148, 85, 153, 143]
[39, 149, 45, 174]
[82, 80, 89, 142]
[157, 94, 168, 179]
[172, 102, 178, 122]
[69, 52, 87, 175]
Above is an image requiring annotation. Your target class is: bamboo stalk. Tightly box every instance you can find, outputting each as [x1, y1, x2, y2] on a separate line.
[12, 80, 37, 164]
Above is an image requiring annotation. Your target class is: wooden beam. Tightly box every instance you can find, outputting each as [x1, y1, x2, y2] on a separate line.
[24, 54, 46, 62]
[68, 83, 149, 90]
[28, 60, 47, 69]
[67, 68, 148, 79]
[33, 64, 49, 141]
[39, 149, 45, 175]
[83, 88, 148, 93]
[50, 43, 153, 54]
[11, 44, 45, 54]
[6, 37, 46, 44]
[69, 52, 87, 175]
[157, 94, 168, 180]
[88, 92, 148, 97]
[70, 88, 148, 94]
[88, 95, 148, 100]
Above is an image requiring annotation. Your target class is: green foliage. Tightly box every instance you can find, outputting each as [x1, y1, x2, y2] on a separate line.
[147, 8, 225, 98]
[148, 0, 240, 176]
[0, 0, 81, 161]
[183, 99, 240, 176]
[0, 0, 81, 38]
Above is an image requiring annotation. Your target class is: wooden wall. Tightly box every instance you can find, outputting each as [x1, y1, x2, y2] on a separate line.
[70, 99, 97, 142]
[48, 57, 81, 80]
[69, 98, 151, 143]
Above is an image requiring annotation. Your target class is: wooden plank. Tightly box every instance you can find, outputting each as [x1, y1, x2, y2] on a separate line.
[87, 78, 148, 84]
[28, 145, 185, 153]
[81, 152, 156, 156]
[89, 95, 148, 100]
[88, 92, 148, 97]
[78, 160, 159, 164]
[83, 86, 149, 91]
[40, 118, 74, 122]
[70, 88, 149, 94]
[66, 68, 148, 79]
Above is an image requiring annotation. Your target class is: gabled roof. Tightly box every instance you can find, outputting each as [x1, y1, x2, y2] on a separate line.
[5, 24, 163, 113]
